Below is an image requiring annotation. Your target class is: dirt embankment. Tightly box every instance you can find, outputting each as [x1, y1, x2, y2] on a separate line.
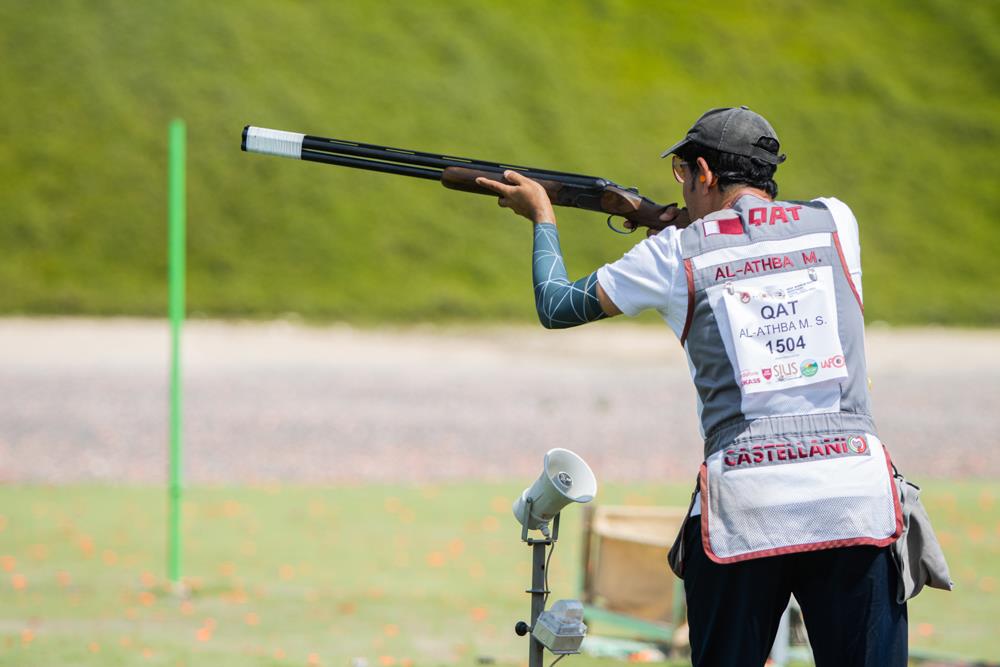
[1, 319, 996, 483]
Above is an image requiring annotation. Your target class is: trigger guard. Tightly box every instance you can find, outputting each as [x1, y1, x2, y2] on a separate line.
[606, 215, 636, 235]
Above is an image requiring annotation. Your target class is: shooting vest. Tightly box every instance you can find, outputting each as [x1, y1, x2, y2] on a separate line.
[679, 195, 902, 563]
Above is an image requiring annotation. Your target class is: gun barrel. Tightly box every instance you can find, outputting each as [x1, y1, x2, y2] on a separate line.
[242, 126, 605, 188]
[300, 149, 442, 181]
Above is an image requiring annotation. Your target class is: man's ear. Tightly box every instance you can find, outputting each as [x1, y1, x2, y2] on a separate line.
[696, 157, 714, 188]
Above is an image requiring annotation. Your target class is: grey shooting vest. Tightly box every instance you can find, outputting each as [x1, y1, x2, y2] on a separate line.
[677, 195, 902, 563]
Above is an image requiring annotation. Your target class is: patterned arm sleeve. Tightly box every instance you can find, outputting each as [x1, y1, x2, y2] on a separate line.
[532, 222, 607, 329]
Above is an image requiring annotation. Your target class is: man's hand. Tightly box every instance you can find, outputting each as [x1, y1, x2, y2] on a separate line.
[475, 170, 557, 224]
[624, 205, 691, 237]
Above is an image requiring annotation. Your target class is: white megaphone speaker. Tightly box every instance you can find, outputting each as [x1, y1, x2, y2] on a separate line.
[513, 448, 597, 534]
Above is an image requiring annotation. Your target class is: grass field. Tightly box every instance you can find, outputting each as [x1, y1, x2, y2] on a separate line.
[1, 1, 998, 325]
[0, 481, 995, 666]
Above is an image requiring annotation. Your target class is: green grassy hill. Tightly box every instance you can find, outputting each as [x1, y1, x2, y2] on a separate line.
[1, 0, 998, 324]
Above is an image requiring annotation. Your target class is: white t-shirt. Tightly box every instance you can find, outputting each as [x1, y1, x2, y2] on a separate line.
[595, 196, 864, 517]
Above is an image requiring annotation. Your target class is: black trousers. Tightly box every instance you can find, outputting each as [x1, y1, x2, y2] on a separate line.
[682, 517, 907, 667]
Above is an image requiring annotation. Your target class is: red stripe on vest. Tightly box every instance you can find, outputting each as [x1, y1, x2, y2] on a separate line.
[680, 258, 695, 346]
[832, 231, 864, 313]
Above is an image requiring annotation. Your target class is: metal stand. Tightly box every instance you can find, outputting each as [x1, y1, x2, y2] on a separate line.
[514, 499, 561, 667]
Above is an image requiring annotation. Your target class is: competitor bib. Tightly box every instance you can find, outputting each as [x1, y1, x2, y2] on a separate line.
[720, 266, 848, 394]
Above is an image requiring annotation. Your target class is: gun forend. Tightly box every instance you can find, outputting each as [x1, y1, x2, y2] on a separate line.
[440, 166, 567, 199]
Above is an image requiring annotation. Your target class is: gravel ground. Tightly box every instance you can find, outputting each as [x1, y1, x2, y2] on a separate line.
[0, 318, 997, 483]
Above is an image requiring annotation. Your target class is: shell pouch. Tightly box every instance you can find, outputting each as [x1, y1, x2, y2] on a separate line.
[890, 468, 954, 601]
[699, 433, 903, 563]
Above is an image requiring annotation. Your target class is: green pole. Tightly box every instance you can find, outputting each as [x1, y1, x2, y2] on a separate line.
[167, 119, 186, 590]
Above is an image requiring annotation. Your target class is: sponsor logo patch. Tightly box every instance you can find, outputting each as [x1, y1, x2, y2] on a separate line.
[770, 361, 800, 382]
[801, 359, 818, 377]
[821, 354, 845, 369]
[723, 436, 872, 470]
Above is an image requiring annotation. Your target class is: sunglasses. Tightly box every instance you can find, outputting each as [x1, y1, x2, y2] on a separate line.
[671, 155, 689, 184]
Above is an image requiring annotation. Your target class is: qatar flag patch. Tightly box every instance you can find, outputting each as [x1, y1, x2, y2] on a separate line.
[703, 217, 743, 237]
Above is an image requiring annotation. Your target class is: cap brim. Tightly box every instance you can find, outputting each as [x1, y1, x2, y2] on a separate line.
[659, 137, 690, 159]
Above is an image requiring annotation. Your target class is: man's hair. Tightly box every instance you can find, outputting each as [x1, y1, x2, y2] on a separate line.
[676, 142, 779, 199]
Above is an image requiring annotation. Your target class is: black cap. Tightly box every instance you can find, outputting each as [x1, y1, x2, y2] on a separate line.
[661, 106, 786, 165]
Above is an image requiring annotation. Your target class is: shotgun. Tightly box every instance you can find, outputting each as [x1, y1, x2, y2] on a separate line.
[241, 126, 685, 233]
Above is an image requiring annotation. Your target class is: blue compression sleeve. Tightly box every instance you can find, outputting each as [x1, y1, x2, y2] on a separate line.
[532, 222, 607, 329]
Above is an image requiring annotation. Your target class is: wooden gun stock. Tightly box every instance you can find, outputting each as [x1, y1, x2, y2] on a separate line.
[441, 166, 688, 232]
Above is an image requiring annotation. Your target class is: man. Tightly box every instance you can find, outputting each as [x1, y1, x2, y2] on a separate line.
[476, 107, 912, 666]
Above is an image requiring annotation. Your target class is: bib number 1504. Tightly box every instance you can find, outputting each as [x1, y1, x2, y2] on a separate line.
[765, 336, 805, 354]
